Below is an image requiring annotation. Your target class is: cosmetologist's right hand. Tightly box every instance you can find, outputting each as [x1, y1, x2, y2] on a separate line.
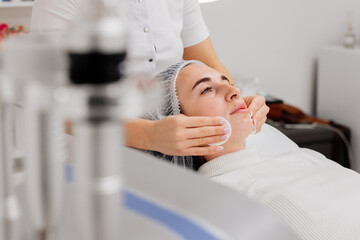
[150, 114, 229, 156]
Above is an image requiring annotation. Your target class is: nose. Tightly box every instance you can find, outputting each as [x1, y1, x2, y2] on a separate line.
[225, 85, 241, 102]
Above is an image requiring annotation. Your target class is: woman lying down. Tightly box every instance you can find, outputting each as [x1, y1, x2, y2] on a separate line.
[145, 60, 360, 240]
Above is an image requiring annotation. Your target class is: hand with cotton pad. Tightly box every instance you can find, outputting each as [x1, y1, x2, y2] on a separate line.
[243, 95, 269, 134]
[208, 114, 255, 146]
[149, 114, 230, 156]
[209, 117, 232, 146]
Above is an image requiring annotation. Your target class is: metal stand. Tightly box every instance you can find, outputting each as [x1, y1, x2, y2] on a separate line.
[2, 34, 67, 240]
[67, 0, 127, 239]
[0, 56, 21, 240]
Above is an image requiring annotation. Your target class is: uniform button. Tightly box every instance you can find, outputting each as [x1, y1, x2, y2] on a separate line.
[138, 0, 143, 3]
[148, 58, 153, 62]
[143, 27, 149, 33]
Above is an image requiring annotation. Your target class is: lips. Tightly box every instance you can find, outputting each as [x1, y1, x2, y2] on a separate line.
[231, 102, 248, 115]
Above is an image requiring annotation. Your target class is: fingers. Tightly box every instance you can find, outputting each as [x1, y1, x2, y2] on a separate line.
[186, 116, 226, 128]
[257, 116, 267, 133]
[242, 95, 253, 108]
[252, 105, 269, 133]
[246, 95, 265, 114]
[186, 125, 230, 139]
[245, 95, 269, 134]
[185, 145, 224, 156]
[252, 115, 267, 134]
[186, 134, 229, 148]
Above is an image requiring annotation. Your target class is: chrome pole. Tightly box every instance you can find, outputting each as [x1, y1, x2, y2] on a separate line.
[67, 0, 127, 239]
[3, 34, 67, 240]
[0, 51, 21, 240]
[71, 85, 123, 240]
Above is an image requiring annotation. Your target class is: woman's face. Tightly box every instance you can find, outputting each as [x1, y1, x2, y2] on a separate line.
[176, 64, 253, 145]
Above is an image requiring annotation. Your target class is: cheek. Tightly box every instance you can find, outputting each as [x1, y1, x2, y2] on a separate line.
[231, 116, 253, 137]
[184, 98, 226, 117]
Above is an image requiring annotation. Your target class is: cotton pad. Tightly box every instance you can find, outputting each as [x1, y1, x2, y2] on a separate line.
[249, 113, 256, 135]
[209, 117, 232, 146]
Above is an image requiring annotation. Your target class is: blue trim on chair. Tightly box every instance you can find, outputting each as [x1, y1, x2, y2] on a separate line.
[65, 165, 219, 240]
[124, 191, 219, 240]
[65, 164, 73, 182]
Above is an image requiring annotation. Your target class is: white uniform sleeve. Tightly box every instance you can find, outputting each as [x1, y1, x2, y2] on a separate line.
[181, 0, 210, 48]
[31, 0, 80, 32]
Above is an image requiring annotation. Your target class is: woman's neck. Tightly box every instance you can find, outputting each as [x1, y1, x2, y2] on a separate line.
[204, 142, 245, 161]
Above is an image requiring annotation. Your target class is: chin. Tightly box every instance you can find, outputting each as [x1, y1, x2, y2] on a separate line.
[230, 126, 253, 143]
[230, 114, 253, 133]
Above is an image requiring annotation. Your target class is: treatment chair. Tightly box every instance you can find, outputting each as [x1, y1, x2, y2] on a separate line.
[60, 145, 299, 240]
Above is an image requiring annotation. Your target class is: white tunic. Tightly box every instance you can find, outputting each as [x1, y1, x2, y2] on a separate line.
[30, 0, 209, 76]
[198, 132, 360, 240]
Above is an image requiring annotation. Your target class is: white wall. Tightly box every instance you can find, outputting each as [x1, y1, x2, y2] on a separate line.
[2, 1, 360, 114]
[201, 0, 360, 115]
[0, 7, 32, 30]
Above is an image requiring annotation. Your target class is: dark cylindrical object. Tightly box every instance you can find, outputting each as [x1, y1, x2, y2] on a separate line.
[69, 52, 126, 85]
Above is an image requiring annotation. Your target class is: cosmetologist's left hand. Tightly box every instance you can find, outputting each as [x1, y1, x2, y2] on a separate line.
[243, 95, 269, 134]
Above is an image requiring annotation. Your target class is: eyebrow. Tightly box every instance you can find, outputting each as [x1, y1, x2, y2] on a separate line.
[192, 75, 230, 91]
[192, 77, 211, 90]
[221, 75, 230, 83]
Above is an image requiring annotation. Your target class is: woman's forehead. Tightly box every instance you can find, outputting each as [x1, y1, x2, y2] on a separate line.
[183, 63, 208, 73]
[176, 64, 219, 96]
[179, 64, 215, 82]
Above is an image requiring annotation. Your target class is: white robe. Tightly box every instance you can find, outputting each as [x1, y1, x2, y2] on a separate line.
[198, 124, 360, 240]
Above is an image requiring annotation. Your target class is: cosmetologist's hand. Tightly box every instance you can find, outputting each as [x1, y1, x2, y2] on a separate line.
[243, 95, 269, 134]
[150, 114, 229, 156]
